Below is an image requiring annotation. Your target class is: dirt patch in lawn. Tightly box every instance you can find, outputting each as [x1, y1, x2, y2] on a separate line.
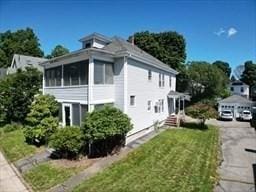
[50, 157, 102, 170]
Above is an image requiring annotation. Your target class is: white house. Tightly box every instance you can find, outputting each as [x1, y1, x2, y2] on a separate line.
[40, 33, 185, 143]
[229, 80, 249, 99]
[7, 54, 47, 74]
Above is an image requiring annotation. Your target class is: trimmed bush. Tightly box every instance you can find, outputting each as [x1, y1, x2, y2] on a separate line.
[82, 106, 133, 156]
[49, 126, 84, 158]
[24, 94, 59, 145]
[185, 103, 218, 126]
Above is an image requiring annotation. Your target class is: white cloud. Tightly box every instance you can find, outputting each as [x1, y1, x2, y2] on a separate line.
[214, 28, 225, 36]
[227, 27, 237, 37]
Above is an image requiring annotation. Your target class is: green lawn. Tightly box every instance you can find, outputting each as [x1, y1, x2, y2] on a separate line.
[24, 162, 78, 192]
[0, 129, 40, 162]
[74, 125, 219, 192]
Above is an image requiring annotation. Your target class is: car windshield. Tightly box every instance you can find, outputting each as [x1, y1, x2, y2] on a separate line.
[222, 111, 232, 114]
[243, 111, 251, 115]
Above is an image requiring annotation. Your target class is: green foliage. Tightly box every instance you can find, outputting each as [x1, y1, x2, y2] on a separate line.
[49, 126, 83, 157]
[129, 31, 186, 71]
[0, 28, 44, 68]
[212, 60, 231, 78]
[240, 60, 256, 89]
[24, 94, 59, 145]
[2, 123, 22, 133]
[24, 162, 76, 191]
[46, 44, 69, 59]
[82, 106, 133, 141]
[186, 103, 218, 125]
[187, 61, 229, 102]
[0, 130, 38, 162]
[0, 67, 42, 123]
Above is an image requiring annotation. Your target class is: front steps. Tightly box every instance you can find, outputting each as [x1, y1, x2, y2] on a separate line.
[165, 116, 178, 127]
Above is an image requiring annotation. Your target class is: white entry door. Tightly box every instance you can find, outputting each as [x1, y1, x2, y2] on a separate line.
[63, 103, 72, 126]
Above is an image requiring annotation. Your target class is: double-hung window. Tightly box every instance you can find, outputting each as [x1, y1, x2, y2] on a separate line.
[147, 100, 151, 111]
[130, 96, 136, 106]
[148, 70, 152, 81]
[169, 76, 172, 87]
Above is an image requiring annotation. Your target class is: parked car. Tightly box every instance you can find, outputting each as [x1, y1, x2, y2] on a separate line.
[219, 110, 233, 121]
[239, 110, 252, 121]
[251, 107, 256, 129]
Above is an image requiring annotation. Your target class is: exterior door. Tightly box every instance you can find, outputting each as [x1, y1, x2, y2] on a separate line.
[63, 104, 72, 126]
[168, 98, 175, 115]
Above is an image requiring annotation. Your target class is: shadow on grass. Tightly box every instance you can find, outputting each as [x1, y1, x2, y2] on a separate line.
[181, 122, 208, 131]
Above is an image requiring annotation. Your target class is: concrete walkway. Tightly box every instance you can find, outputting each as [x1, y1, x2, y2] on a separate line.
[0, 152, 29, 192]
[214, 120, 256, 192]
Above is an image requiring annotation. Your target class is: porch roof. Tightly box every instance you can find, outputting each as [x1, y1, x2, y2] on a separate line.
[167, 90, 191, 100]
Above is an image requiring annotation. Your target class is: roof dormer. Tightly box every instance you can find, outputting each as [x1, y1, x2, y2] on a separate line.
[79, 32, 112, 49]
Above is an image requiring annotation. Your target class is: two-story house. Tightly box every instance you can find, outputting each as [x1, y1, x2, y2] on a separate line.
[41, 33, 184, 143]
[229, 80, 249, 99]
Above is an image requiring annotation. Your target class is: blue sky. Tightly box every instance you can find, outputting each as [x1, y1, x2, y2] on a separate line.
[0, 0, 255, 70]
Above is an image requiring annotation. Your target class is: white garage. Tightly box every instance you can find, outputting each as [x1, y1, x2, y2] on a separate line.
[218, 95, 254, 118]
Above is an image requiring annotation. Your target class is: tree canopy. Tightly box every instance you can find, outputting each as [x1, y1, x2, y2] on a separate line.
[187, 61, 229, 102]
[0, 28, 44, 68]
[128, 31, 186, 71]
[46, 44, 69, 59]
[240, 60, 256, 88]
[212, 60, 231, 78]
[0, 67, 42, 124]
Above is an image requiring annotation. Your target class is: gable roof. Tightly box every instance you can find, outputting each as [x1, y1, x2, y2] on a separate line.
[218, 95, 253, 104]
[8, 54, 47, 73]
[103, 37, 178, 74]
[230, 80, 248, 86]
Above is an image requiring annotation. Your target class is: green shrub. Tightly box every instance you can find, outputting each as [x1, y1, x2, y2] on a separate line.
[82, 106, 133, 156]
[49, 126, 84, 158]
[185, 103, 217, 126]
[3, 123, 22, 133]
[24, 94, 59, 145]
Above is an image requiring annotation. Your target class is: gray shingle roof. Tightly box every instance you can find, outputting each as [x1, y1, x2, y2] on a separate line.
[218, 95, 253, 104]
[103, 37, 178, 74]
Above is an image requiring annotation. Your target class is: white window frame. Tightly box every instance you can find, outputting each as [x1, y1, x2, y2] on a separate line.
[148, 70, 152, 81]
[62, 103, 73, 127]
[147, 100, 151, 111]
[169, 76, 172, 87]
[130, 95, 136, 106]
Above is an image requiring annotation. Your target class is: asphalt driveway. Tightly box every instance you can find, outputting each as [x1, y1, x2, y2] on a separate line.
[213, 119, 256, 192]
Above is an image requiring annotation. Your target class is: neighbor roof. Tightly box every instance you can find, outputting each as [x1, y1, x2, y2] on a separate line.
[218, 95, 253, 104]
[230, 80, 248, 86]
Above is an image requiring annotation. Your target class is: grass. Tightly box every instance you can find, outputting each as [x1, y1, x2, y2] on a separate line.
[0, 129, 40, 162]
[74, 125, 219, 192]
[24, 162, 78, 192]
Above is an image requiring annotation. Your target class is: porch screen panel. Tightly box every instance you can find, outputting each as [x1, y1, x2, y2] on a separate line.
[80, 61, 88, 85]
[72, 103, 80, 126]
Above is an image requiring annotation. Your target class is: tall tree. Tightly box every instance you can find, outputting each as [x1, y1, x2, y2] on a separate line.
[128, 31, 186, 71]
[212, 60, 231, 78]
[240, 60, 256, 88]
[187, 61, 229, 102]
[0, 28, 44, 68]
[0, 67, 42, 123]
[46, 44, 69, 59]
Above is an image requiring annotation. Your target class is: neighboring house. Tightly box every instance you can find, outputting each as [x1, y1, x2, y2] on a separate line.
[0, 68, 7, 79]
[7, 54, 48, 74]
[218, 95, 254, 118]
[251, 84, 256, 101]
[229, 80, 249, 99]
[41, 32, 185, 143]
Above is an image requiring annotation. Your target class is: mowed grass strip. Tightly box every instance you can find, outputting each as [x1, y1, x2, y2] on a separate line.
[74, 125, 219, 192]
[0, 129, 38, 162]
[23, 162, 79, 192]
